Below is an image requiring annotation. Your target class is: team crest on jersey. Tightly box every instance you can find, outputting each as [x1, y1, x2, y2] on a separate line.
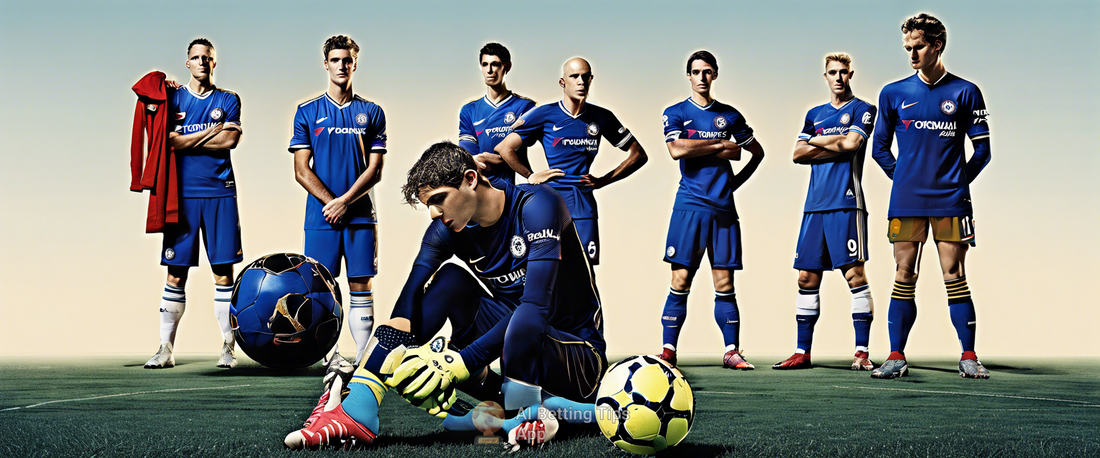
[840, 113, 851, 124]
[510, 235, 527, 258]
[713, 115, 728, 130]
[164, 248, 176, 260]
[210, 108, 224, 121]
[940, 100, 957, 115]
[586, 122, 600, 137]
[504, 112, 517, 124]
[356, 113, 368, 125]
[666, 246, 676, 257]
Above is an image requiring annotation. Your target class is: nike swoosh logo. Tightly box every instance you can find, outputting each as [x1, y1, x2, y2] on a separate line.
[473, 119, 486, 126]
[813, 119, 826, 126]
[552, 125, 565, 131]
[901, 101, 919, 109]
[469, 256, 486, 263]
[316, 117, 328, 124]
[683, 120, 693, 126]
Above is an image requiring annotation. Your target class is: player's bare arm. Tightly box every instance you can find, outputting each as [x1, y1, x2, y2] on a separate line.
[580, 139, 648, 189]
[293, 149, 339, 220]
[728, 141, 764, 192]
[168, 122, 225, 150]
[323, 151, 385, 222]
[497, 131, 564, 184]
[667, 138, 740, 160]
[793, 131, 864, 163]
[197, 124, 242, 150]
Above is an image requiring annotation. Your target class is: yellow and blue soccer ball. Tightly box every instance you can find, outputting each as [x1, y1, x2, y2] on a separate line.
[230, 253, 342, 369]
[595, 355, 695, 455]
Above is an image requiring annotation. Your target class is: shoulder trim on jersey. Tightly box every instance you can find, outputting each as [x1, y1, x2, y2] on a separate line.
[353, 94, 379, 106]
[297, 94, 326, 108]
[512, 93, 535, 103]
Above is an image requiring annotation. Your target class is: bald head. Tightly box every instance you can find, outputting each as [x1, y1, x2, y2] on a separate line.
[560, 57, 593, 102]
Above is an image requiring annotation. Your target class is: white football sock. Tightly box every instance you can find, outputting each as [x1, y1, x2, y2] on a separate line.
[160, 284, 186, 345]
[214, 284, 234, 346]
[349, 291, 375, 364]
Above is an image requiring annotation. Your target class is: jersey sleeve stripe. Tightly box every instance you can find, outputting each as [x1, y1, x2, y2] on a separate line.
[665, 131, 682, 142]
[968, 133, 989, 141]
[614, 132, 634, 149]
[797, 133, 811, 141]
[849, 126, 868, 137]
[738, 136, 756, 147]
[458, 134, 477, 143]
[289, 143, 310, 150]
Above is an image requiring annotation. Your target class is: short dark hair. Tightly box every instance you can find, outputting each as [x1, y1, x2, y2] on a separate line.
[902, 13, 947, 52]
[323, 35, 360, 59]
[686, 50, 718, 74]
[187, 38, 214, 55]
[479, 42, 511, 65]
[402, 141, 483, 206]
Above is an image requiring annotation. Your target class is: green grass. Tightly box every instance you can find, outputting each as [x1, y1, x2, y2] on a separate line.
[1, 355, 1097, 457]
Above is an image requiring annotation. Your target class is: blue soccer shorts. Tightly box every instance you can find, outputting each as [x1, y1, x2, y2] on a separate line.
[793, 209, 869, 271]
[663, 209, 742, 270]
[162, 196, 243, 266]
[572, 218, 600, 265]
[304, 225, 378, 279]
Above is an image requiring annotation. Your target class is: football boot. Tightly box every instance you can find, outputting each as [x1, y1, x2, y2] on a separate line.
[144, 343, 175, 369]
[851, 351, 874, 371]
[723, 350, 755, 370]
[870, 352, 908, 379]
[772, 352, 812, 370]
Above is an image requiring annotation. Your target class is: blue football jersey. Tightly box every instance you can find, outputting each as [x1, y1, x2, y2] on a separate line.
[797, 97, 876, 213]
[408, 182, 604, 346]
[662, 98, 755, 217]
[872, 73, 990, 217]
[289, 93, 387, 229]
[512, 101, 633, 220]
[170, 85, 241, 198]
[458, 93, 536, 185]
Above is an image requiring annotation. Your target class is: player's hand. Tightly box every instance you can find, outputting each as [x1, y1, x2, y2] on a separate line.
[716, 140, 741, 160]
[322, 196, 348, 224]
[579, 174, 609, 189]
[505, 406, 558, 453]
[528, 169, 564, 185]
[472, 152, 504, 171]
[386, 337, 470, 406]
[165, 79, 181, 89]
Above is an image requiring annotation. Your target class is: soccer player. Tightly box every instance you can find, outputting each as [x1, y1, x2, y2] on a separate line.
[495, 57, 648, 266]
[773, 53, 878, 371]
[870, 14, 992, 379]
[289, 35, 386, 365]
[145, 38, 243, 370]
[457, 43, 536, 186]
[656, 51, 765, 370]
[284, 142, 607, 449]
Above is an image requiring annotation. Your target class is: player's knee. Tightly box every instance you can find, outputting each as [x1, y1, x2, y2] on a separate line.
[166, 267, 189, 287]
[797, 270, 821, 290]
[348, 276, 373, 291]
[670, 268, 694, 290]
[842, 265, 867, 288]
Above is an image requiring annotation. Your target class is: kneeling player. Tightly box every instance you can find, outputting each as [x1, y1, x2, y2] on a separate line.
[774, 53, 877, 371]
[284, 141, 608, 449]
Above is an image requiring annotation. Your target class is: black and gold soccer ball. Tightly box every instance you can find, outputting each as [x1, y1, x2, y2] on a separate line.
[595, 355, 695, 455]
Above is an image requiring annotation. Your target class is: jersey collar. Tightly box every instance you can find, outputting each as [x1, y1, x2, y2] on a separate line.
[483, 92, 514, 109]
[324, 92, 354, 109]
[687, 96, 715, 111]
[184, 85, 216, 99]
[916, 70, 949, 87]
[557, 100, 587, 119]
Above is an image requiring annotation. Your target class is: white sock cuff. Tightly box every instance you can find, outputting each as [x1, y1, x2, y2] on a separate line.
[214, 286, 233, 302]
[163, 284, 185, 302]
[851, 286, 874, 314]
[796, 290, 820, 313]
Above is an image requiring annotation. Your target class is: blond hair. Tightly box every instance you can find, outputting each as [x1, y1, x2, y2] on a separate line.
[824, 52, 852, 70]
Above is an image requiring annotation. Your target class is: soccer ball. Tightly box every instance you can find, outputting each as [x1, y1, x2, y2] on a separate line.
[230, 253, 342, 369]
[595, 355, 695, 455]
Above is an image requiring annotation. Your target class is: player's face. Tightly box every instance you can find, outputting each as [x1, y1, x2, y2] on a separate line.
[687, 60, 717, 95]
[481, 54, 509, 87]
[903, 30, 941, 71]
[324, 49, 357, 86]
[185, 45, 216, 80]
[418, 172, 479, 232]
[560, 60, 593, 101]
[823, 61, 852, 95]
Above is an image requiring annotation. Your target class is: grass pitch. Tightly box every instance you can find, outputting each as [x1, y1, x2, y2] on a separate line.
[1, 355, 1097, 457]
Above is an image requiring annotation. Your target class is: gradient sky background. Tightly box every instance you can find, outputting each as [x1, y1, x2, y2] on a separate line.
[1, 1, 1096, 358]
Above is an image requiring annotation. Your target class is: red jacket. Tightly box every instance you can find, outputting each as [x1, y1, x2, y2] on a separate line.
[130, 71, 179, 233]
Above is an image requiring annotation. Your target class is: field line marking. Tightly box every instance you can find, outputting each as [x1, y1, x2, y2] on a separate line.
[833, 385, 1100, 407]
[0, 384, 252, 412]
